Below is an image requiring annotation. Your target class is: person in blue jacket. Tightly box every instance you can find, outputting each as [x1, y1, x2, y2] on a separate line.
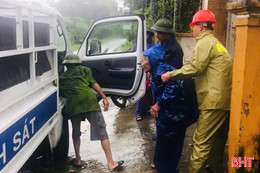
[146, 29, 156, 49]
[151, 19, 185, 169]
[141, 44, 197, 173]
[151, 18, 184, 69]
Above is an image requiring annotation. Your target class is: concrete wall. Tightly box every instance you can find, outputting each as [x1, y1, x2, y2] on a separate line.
[176, 33, 196, 64]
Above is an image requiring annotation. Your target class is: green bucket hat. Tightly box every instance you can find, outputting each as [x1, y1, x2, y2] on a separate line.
[62, 53, 82, 65]
[151, 18, 174, 34]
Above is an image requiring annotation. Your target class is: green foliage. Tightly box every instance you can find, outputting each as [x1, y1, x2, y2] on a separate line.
[123, 0, 200, 33]
[157, 0, 174, 20]
[72, 43, 81, 52]
[176, 0, 201, 32]
[63, 16, 91, 44]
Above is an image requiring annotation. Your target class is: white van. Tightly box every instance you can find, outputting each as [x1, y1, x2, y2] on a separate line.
[0, 1, 72, 172]
[0, 1, 146, 172]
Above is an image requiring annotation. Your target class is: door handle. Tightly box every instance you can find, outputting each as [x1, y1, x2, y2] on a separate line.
[104, 60, 112, 66]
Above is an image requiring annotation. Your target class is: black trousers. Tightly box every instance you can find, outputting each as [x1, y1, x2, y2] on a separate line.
[154, 127, 186, 173]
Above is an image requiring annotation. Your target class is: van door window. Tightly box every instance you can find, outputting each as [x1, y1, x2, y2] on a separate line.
[87, 20, 138, 55]
[57, 24, 66, 51]
[57, 23, 67, 74]
[34, 22, 50, 47]
[0, 54, 30, 91]
[35, 51, 51, 76]
[0, 17, 16, 51]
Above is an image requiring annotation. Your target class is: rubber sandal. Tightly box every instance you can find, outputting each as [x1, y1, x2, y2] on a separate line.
[70, 158, 83, 168]
[110, 160, 124, 172]
[136, 116, 143, 121]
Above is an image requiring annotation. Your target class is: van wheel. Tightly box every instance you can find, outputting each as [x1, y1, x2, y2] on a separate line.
[53, 118, 69, 161]
[111, 96, 127, 108]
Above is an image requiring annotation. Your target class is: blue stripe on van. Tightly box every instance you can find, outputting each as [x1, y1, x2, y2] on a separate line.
[0, 92, 57, 171]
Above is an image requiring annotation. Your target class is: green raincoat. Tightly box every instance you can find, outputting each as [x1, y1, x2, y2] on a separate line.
[59, 65, 100, 119]
[169, 30, 233, 172]
[169, 30, 233, 110]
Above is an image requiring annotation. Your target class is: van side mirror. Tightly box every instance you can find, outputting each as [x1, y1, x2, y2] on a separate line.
[89, 40, 101, 55]
[57, 24, 63, 37]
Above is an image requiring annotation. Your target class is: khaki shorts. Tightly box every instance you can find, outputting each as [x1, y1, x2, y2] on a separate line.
[71, 111, 108, 141]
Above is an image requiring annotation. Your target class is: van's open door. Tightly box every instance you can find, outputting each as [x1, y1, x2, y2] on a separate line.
[78, 15, 146, 104]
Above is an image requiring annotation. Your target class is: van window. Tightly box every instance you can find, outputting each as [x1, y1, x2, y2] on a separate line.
[34, 22, 50, 47]
[87, 20, 138, 55]
[0, 16, 16, 51]
[0, 54, 30, 91]
[23, 20, 29, 48]
[35, 51, 51, 76]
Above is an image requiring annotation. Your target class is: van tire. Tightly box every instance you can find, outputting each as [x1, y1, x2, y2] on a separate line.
[52, 118, 69, 161]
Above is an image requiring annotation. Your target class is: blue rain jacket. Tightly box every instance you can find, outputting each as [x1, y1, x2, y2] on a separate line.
[159, 35, 183, 69]
[143, 45, 198, 138]
[152, 63, 187, 137]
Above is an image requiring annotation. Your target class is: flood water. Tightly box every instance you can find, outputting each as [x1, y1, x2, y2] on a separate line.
[19, 98, 197, 173]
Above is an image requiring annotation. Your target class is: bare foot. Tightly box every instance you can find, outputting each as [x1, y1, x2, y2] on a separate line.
[151, 164, 156, 169]
[71, 158, 82, 168]
[108, 160, 124, 171]
[75, 158, 82, 166]
[108, 161, 118, 170]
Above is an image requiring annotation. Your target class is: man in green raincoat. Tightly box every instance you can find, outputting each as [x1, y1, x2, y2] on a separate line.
[161, 10, 233, 173]
[59, 54, 123, 172]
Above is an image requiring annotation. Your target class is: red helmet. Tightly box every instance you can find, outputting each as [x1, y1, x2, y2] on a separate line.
[189, 10, 216, 27]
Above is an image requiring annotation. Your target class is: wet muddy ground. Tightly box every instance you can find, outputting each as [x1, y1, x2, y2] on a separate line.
[20, 98, 226, 173]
